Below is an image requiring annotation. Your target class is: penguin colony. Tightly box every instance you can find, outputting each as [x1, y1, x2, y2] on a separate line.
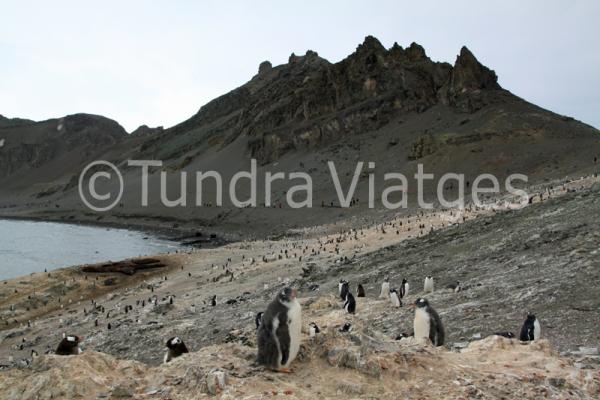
[45, 275, 542, 374]
[10, 186, 576, 370]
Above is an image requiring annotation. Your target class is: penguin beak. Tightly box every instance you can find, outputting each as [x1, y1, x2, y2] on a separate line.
[409, 304, 416, 310]
[291, 288, 297, 299]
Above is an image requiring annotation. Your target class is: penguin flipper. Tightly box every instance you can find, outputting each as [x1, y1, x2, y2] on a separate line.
[276, 313, 291, 366]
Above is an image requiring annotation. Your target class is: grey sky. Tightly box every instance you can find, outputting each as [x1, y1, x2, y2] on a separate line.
[1, 1, 598, 131]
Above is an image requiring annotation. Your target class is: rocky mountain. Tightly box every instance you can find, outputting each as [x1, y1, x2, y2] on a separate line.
[0, 36, 598, 236]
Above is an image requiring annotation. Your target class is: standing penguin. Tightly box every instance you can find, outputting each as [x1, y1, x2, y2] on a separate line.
[389, 289, 402, 308]
[519, 313, 541, 342]
[339, 281, 349, 301]
[164, 336, 189, 363]
[379, 277, 390, 299]
[210, 295, 217, 307]
[423, 276, 434, 293]
[55, 335, 83, 355]
[413, 298, 444, 346]
[256, 287, 302, 372]
[357, 284, 366, 298]
[344, 292, 356, 314]
[400, 278, 409, 298]
[255, 312, 264, 329]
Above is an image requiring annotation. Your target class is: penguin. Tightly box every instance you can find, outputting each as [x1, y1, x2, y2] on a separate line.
[413, 298, 444, 346]
[339, 281, 349, 301]
[343, 292, 356, 314]
[446, 281, 461, 293]
[494, 331, 516, 339]
[164, 336, 189, 363]
[519, 313, 541, 342]
[210, 295, 217, 307]
[357, 284, 366, 298]
[255, 312, 264, 329]
[400, 278, 409, 298]
[55, 335, 83, 355]
[309, 322, 320, 337]
[394, 332, 413, 341]
[389, 289, 402, 308]
[423, 276, 434, 293]
[379, 277, 390, 299]
[339, 322, 352, 333]
[256, 287, 302, 372]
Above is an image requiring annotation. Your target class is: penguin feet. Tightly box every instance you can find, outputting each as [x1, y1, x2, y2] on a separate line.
[276, 367, 294, 374]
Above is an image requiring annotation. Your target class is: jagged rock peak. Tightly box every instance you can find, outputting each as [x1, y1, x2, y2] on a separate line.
[451, 46, 500, 91]
[258, 60, 272, 74]
[130, 124, 164, 136]
[356, 35, 386, 53]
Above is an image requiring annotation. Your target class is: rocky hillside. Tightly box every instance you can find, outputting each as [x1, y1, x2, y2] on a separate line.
[0, 37, 598, 236]
[1, 304, 598, 399]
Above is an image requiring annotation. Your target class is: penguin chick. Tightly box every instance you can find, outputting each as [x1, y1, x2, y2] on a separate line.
[256, 287, 302, 372]
[413, 298, 444, 346]
[55, 335, 83, 355]
[519, 313, 541, 342]
[164, 336, 189, 363]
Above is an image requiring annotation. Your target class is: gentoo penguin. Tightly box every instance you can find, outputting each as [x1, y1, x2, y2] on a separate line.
[210, 295, 217, 307]
[389, 289, 402, 308]
[413, 298, 445, 346]
[309, 322, 320, 337]
[256, 287, 302, 372]
[519, 314, 541, 342]
[339, 322, 352, 333]
[379, 277, 390, 299]
[55, 335, 83, 355]
[164, 336, 189, 363]
[395, 332, 413, 341]
[357, 284, 366, 298]
[339, 281, 350, 301]
[344, 292, 356, 314]
[400, 278, 409, 298]
[494, 331, 516, 339]
[423, 276, 434, 293]
[255, 312, 264, 329]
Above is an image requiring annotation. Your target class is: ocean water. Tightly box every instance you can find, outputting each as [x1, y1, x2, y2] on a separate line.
[0, 219, 182, 280]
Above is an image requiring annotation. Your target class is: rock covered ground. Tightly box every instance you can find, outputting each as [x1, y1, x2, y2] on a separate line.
[0, 176, 599, 399]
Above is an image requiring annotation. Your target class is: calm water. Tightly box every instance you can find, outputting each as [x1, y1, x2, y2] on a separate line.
[0, 219, 182, 280]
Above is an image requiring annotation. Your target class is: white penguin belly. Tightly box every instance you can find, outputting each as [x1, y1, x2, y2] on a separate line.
[380, 282, 390, 298]
[533, 319, 541, 340]
[414, 308, 431, 340]
[390, 293, 401, 307]
[285, 300, 302, 367]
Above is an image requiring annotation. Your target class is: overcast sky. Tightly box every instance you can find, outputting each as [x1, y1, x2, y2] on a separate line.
[1, 1, 598, 131]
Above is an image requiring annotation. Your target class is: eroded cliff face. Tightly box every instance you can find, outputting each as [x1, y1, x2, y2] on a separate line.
[159, 36, 502, 164]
